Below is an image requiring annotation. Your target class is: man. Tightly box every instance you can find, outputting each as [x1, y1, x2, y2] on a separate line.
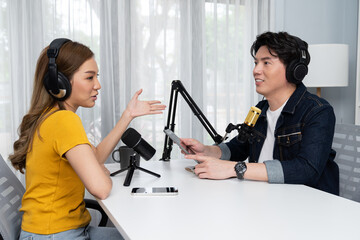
[182, 31, 339, 195]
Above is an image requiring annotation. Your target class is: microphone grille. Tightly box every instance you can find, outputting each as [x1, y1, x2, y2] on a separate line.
[244, 106, 261, 127]
[121, 128, 141, 148]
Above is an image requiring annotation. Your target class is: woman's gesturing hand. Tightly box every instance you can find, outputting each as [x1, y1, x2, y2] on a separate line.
[125, 89, 166, 118]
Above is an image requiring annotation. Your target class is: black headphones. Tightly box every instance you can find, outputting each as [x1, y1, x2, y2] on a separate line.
[286, 37, 309, 85]
[43, 38, 72, 101]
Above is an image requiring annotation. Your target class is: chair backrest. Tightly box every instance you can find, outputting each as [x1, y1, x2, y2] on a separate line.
[0, 154, 25, 240]
[332, 123, 360, 202]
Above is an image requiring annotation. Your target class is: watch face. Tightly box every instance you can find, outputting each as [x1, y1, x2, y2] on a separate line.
[235, 162, 246, 179]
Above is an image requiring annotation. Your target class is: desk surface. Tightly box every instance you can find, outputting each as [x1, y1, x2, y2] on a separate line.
[99, 159, 360, 240]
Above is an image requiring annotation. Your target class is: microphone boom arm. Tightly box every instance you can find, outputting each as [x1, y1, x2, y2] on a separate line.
[160, 80, 224, 161]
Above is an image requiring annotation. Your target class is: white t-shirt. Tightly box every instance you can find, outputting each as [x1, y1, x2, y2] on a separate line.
[258, 100, 288, 163]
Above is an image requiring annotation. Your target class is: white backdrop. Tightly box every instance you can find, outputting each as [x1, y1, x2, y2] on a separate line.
[0, 0, 273, 180]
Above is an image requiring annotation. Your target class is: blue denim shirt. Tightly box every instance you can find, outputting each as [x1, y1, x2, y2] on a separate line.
[219, 83, 339, 195]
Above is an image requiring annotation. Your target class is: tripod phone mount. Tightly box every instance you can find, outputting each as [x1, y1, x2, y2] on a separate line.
[110, 154, 160, 187]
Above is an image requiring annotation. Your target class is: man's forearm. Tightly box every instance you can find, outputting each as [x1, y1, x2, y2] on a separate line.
[204, 145, 222, 158]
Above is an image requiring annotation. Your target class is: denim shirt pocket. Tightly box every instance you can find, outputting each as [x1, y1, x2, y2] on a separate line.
[276, 127, 302, 161]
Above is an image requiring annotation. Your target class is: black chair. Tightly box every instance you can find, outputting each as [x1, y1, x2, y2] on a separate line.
[84, 198, 108, 227]
[0, 154, 108, 240]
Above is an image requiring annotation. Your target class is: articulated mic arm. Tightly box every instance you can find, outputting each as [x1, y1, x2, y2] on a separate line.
[160, 80, 224, 161]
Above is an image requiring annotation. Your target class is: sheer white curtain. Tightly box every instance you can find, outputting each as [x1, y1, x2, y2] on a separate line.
[0, 0, 273, 169]
[101, 0, 273, 160]
[0, 0, 101, 181]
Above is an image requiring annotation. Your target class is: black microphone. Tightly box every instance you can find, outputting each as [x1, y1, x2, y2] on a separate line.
[223, 106, 261, 143]
[121, 128, 156, 160]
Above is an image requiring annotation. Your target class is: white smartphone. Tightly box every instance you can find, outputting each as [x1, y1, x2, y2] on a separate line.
[131, 187, 179, 196]
[163, 129, 190, 154]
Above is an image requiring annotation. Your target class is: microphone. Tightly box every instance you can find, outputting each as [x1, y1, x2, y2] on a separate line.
[223, 106, 261, 143]
[121, 128, 156, 160]
[237, 106, 261, 143]
[112, 127, 160, 186]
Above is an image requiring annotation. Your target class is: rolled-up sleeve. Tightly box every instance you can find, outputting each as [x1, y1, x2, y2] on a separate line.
[218, 143, 231, 160]
[264, 160, 284, 183]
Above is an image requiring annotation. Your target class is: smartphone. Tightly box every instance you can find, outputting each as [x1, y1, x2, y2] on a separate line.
[131, 187, 179, 196]
[163, 129, 190, 154]
[185, 166, 196, 174]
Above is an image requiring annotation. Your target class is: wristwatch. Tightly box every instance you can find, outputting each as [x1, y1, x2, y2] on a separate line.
[234, 161, 247, 180]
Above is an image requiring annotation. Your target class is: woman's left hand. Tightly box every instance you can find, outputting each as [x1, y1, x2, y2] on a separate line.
[125, 89, 166, 118]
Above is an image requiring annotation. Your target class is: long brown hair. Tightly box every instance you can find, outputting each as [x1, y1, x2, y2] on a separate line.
[9, 40, 94, 173]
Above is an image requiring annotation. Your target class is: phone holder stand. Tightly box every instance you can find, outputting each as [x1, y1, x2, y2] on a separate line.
[110, 154, 161, 186]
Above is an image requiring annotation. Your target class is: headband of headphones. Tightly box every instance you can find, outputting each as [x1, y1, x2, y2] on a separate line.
[294, 36, 309, 64]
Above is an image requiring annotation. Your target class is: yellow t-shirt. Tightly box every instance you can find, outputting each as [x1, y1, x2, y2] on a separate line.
[20, 109, 91, 234]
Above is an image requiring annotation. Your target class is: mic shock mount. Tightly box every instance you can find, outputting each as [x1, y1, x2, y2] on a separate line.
[110, 154, 160, 186]
[160, 80, 224, 161]
[223, 123, 253, 144]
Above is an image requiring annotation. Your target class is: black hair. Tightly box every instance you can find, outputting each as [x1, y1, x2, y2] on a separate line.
[250, 31, 310, 66]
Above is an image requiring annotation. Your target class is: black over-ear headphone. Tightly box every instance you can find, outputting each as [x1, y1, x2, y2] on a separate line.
[286, 37, 309, 85]
[43, 38, 71, 101]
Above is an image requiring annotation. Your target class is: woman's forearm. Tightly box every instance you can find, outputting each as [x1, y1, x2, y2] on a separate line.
[93, 110, 133, 164]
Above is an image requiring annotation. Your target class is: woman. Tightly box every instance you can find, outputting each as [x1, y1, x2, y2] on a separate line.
[9, 39, 166, 239]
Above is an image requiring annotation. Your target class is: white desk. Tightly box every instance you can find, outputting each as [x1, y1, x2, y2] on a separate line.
[99, 159, 360, 240]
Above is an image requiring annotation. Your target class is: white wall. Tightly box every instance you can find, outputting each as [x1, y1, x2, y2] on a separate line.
[273, 0, 358, 124]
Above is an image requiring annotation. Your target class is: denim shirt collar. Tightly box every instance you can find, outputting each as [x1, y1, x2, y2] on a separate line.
[282, 83, 307, 115]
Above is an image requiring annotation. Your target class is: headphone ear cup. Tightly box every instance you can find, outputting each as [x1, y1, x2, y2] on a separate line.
[286, 60, 308, 85]
[287, 36, 309, 85]
[57, 71, 72, 100]
[43, 71, 71, 101]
